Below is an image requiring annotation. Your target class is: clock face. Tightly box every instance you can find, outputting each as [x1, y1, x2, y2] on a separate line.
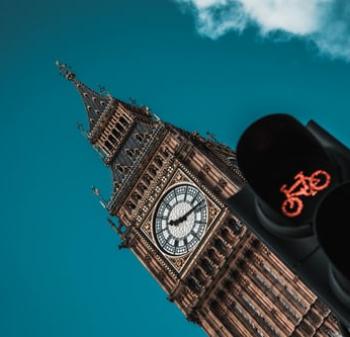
[153, 184, 208, 256]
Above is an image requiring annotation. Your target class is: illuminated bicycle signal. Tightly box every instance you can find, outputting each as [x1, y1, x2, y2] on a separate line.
[280, 170, 331, 218]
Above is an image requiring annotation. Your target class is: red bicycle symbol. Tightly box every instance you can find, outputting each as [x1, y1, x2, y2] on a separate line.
[280, 170, 331, 218]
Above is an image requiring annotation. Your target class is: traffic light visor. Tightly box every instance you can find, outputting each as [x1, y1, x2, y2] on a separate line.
[237, 114, 336, 226]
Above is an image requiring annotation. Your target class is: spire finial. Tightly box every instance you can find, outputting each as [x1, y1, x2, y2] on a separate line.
[107, 218, 127, 236]
[98, 84, 108, 95]
[56, 60, 76, 81]
[56, 61, 113, 131]
[206, 131, 217, 142]
[91, 185, 107, 209]
[76, 122, 88, 139]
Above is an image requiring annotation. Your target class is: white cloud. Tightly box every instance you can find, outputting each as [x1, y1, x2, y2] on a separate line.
[175, 0, 350, 61]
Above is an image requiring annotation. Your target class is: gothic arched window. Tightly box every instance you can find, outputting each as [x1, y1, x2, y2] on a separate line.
[142, 174, 152, 185]
[154, 156, 163, 168]
[116, 123, 125, 133]
[116, 165, 130, 174]
[220, 228, 235, 244]
[131, 192, 141, 203]
[199, 258, 214, 276]
[207, 248, 221, 265]
[104, 140, 113, 151]
[126, 201, 136, 213]
[186, 277, 201, 294]
[108, 134, 117, 145]
[135, 133, 144, 142]
[223, 278, 232, 290]
[126, 148, 140, 160]
[162, 147, 170, 158]
[112, 129, 121, 139]
[137, 183, 147, 194]
[214, 238, 227, 256]
[194, 268, 206, 285]
[227, 218, 242, 235]
[120, 116, 129, 127]
[148, 165, 157, 177]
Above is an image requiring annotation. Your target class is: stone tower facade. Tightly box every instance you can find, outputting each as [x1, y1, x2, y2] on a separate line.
[58, 62, 341, 337]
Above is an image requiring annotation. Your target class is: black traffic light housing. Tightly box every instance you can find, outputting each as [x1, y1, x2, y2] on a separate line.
[227, 114, 350, 329]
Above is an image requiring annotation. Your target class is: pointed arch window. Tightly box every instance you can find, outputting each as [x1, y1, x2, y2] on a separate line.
[116, 164, 130, 174]
[162, 147, 170, 158]
[137, 182, 147, 194]
[209, 299, 220, 312]
[186, 277, 201, 294]
[215, 289, 226, 301]
[108, 134, 117, 145]
[148, 165, 157, 177]
[220, 228, 235, 244]
[229, 269, 239, 281]
[214, 238, 227, 255]
[227, 218, 242, 235]
[135, 133, 144, 142]
[207, 248, 221, 265]
[116, 123, 125, 133]
[154, 155, 163, 168]
[120, 116, 129, 127]
[199, 258, 214, 276]
[104, 140, 113, 151]
[126, 148, 140, 159]
[114, 180, 122, 191]
[243, 249, 253, 259]
[194, 268, 206, 285]
[131, 192, 141, 203]
[126, 201, 136, 213]
[223, 278, 233, 290]
[142, 174, 152, 185]
[112, 129, 121, 139]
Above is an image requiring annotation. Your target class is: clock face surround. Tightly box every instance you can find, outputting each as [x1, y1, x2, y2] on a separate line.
[153, 184, 208, 256]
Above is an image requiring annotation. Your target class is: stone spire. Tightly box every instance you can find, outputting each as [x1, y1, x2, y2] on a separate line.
[56, 61, 113, 130]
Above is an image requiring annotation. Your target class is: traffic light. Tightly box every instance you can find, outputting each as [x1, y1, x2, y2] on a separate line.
[227, 114, 350, 330]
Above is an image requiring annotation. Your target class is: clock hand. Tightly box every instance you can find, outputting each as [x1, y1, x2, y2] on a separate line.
[169, 200, 204, 227]
[169, 217, 183, 227]
[180, 200, 204, 221]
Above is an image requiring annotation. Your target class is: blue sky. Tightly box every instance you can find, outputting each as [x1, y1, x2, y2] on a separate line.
[1, 1, 350, 337]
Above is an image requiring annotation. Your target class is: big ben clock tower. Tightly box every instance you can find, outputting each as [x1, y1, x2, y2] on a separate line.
[57, 62, 341, 337]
